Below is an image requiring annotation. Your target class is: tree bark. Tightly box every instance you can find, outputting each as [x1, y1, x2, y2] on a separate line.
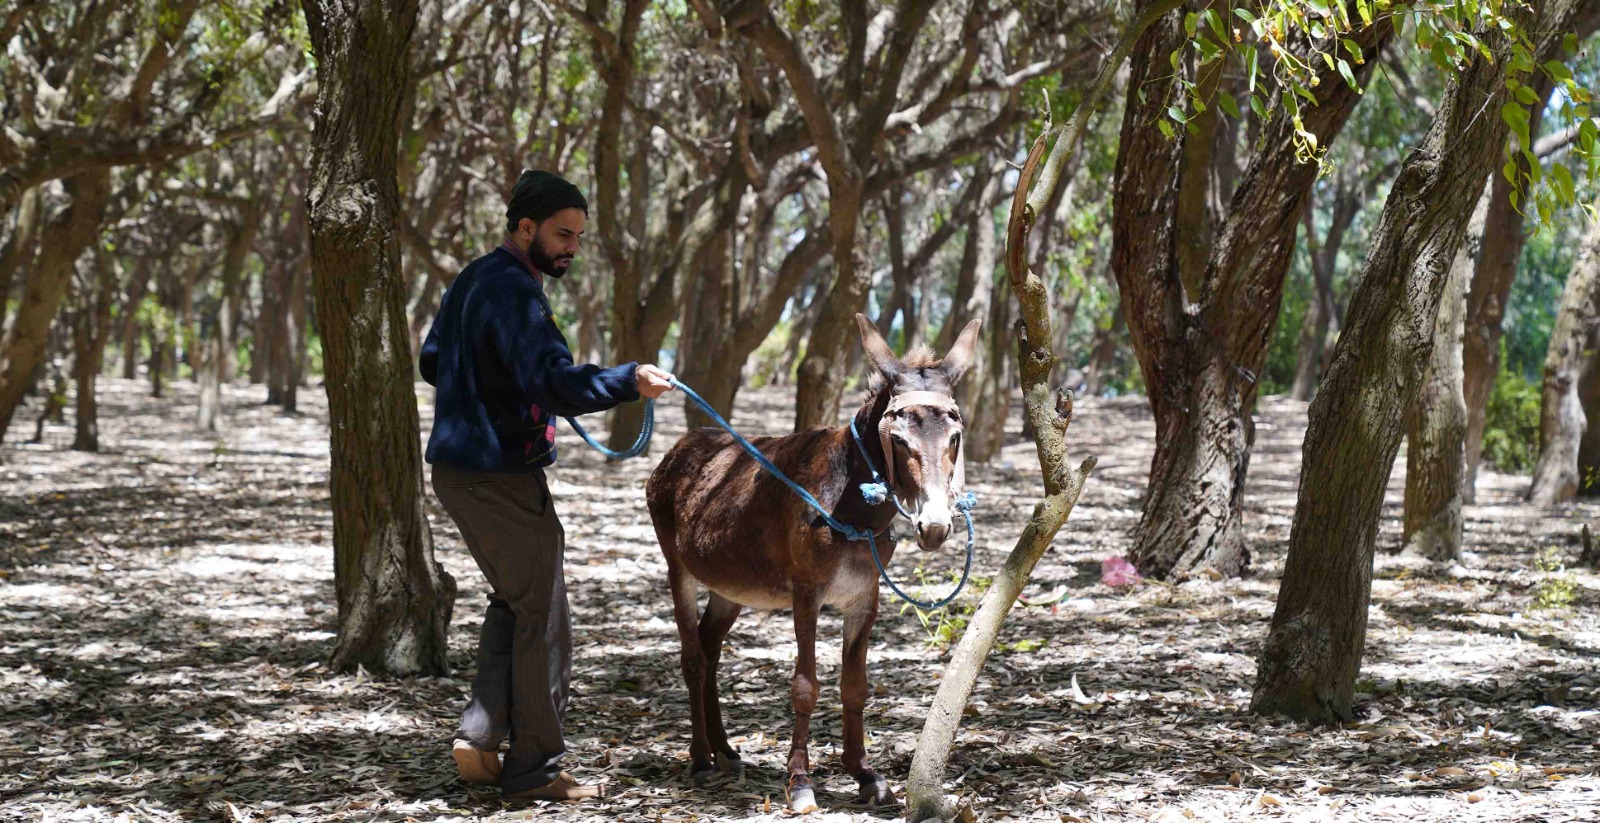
[1117, 15, 1388, 580]
[300, 0, 455, 676]
[0, 170, 111, 442]
[1250, 4, 1567, 722]
[72, 250, 119, 451]
[1401, 193, 1482, 558]
[0, 186, 44, 321]
[1527, 215, 1600, 505]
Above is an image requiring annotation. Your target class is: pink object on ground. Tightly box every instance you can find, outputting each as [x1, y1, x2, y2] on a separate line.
[1101, 556, 1142, 587]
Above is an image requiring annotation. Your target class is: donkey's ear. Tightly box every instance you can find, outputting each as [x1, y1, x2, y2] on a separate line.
[939, 319, 983, 384]
[856, 313, 903, 378]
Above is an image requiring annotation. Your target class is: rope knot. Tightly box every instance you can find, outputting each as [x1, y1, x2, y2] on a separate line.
[860, 481, 889, 505]
[955, 491, 977, 512]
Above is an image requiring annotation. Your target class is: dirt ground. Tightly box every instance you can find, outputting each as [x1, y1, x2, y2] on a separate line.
[2, 377, 1597, 823]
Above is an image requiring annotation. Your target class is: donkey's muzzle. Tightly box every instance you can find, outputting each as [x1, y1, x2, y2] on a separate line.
[916, 520, 951, 551]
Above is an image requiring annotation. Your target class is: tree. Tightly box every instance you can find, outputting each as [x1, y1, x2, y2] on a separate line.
[0, 0, 308, 442]
[300, 0, 455, 675]
[1400, 193, 1483, 559]
[1252, 0, 1582, 723]
[1112, 1, 1389, 579]
[1527, 214, 1600, 505]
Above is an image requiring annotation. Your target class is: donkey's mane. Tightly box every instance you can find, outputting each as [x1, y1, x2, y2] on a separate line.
[863, 344, 942, 404]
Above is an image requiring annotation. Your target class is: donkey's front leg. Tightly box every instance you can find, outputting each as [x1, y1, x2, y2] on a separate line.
[841, 593, 892, 805]
[785, 589, 822, 814]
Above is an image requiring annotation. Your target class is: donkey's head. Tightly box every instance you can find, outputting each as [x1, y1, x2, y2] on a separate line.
[855, 313, 982, 551]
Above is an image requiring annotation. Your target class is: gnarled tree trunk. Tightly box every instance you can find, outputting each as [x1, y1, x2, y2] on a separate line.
[1116, 12, 1387, 580]
[300, 0, 455, 675]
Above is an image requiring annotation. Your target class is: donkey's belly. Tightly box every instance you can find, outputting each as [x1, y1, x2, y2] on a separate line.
[694, 549, 880, 614]
[703, 581, 794, 612]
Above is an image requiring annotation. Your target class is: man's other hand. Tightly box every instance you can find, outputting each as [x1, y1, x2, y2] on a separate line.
[636, 364, 676, 399]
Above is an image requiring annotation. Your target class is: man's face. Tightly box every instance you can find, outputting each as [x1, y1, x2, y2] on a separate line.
[521, 207, 585, 278]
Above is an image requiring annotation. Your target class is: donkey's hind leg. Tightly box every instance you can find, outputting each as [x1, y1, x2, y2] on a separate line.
[698, 592, 744, 776]
[666, 561, 716, 780]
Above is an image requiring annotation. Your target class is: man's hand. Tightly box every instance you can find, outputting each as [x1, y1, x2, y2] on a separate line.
[636, 364, 676, 399]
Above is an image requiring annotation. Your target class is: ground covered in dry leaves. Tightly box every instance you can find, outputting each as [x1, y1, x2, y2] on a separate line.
[2, 378, 1598, 823]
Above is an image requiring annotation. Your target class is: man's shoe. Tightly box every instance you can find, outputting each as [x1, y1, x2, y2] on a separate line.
[505, 771, 606, 802]
[452, 740, 502, 786]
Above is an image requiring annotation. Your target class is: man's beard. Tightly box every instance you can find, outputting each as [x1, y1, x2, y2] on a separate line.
[526, 235, 574, 279]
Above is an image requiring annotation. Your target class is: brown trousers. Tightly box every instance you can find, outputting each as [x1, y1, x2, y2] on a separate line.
[432, 463, 570, 793]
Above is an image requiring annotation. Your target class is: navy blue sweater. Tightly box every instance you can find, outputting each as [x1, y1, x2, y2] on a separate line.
[420, 247, 639, 472]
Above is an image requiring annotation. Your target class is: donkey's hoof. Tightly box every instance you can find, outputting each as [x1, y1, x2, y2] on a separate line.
[714, 750, 744, 775]
[855, 772, 893, 806]
[690, 762, 720, 786]
[786, 778, 819, 814]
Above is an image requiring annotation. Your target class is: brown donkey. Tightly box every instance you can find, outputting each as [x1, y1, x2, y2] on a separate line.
[646, 314, 981, 812]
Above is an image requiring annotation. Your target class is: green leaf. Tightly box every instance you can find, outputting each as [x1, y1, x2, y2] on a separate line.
[1515, 84, 1540, 106]
[1501, 101, 1531, 149]
[1544, 60, 1573, 82]
[1219, 91, 1241, 119]
[1246, 45, 1260, 94]
[1234, 7, 1257, 23]
[1205, 8, 1227, 43]
[1185, 11, 1199, 37]
[1341, 38, 1364, 65]
[1338, 58, 1358, 90]
[1552, 164, 1576, 205]
[1566, 33, 1580, 55]
[1167, 105, 1188, 124]
[1158, 118, 1176, 139]
[1502, 159, 1518, 186]
[1430, 40, 1454, 71]
[1250, 94, 1268, 121]
[1357, 0, 1373, 26]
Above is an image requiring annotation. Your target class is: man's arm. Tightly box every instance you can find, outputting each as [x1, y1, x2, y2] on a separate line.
[488, 281, 640, 417]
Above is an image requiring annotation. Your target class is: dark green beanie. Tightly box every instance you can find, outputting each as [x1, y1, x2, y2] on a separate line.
[505, 170, 588, 233]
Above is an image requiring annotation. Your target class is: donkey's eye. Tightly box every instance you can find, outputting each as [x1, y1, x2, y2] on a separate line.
[949, 433, 961, 453]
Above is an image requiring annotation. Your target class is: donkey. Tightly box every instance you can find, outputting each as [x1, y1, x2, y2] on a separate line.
[645, 313, 981, 812]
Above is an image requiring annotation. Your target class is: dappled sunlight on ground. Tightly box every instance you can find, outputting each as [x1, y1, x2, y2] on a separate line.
[2, 380, 1596, 821]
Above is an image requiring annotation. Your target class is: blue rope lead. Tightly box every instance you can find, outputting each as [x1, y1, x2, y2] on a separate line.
[562, 399, 655, 460]
[568, 379, 977, 610]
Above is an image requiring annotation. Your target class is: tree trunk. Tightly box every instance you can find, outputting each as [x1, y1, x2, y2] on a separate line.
[1461, 75, 1572, 502]
[120, 261, 152, 381]
[1290, 182, 1357, 402]
[0, 186, 45, 331]
[72, 251, 119, 451]
[0, 170, 111, 442]
[1527, 216, 1600, 505]
[300, 0, 455, 676]
[1119, 17, 1387, 581]
[964, 269, 1012, 465]
[1251, 8, 1557, 722]
[903, 25, 1123, 809]
[1401, 193, 1481, 558]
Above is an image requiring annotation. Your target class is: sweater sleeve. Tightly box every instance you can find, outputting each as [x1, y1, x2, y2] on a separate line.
[487, 279, 640, 417]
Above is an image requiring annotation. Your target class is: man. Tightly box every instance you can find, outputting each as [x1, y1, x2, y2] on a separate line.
[420, 169, 674, 801]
